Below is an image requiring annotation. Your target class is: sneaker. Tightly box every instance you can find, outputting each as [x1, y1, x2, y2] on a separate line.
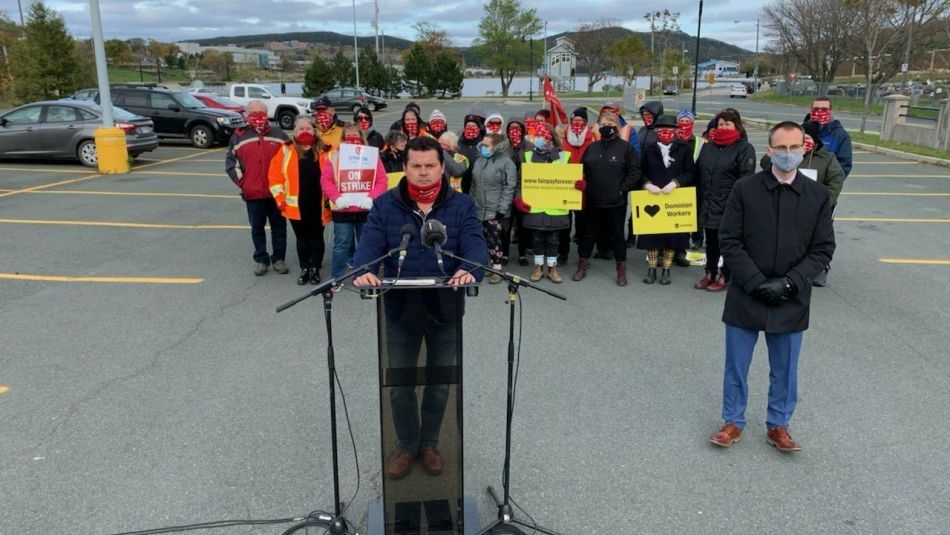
[272, 260, 289, 274]
[254, 263, 269, 276]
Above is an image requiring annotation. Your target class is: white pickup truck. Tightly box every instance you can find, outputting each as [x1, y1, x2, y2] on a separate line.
[228, 84, 311, 130]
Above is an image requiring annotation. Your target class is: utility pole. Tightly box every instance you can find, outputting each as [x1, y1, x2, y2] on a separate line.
[16, 0, 25, 26]
[691, 0, 704, 115]
[529, 38, 534, 101]
[753, 19, 760, 90]
[352, 0, 360, 89]
[373, 0, 380, 57]
[649, 11, 656, 95]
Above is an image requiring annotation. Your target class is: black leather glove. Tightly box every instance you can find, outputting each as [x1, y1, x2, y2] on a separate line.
[752, 277, 796, 307]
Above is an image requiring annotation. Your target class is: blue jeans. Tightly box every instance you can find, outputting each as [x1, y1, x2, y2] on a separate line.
[331, 221, 364, 279]
[245, 198, 286, 264]
[722, 324, 803, 429]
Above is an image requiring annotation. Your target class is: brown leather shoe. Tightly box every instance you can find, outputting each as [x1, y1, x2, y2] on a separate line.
[766, 427, 802, 452]
[529, 265, 544, 282]
[706, 274, 729, 292]
[386, 450, 414, 479]
[547, 265, 562, 283]
[694, 271, 713, 289]
[710, 423, 743, 447]
[572, 258, 590, 281]
[615, 261, 627, 286]
[419, 444, 444, 475]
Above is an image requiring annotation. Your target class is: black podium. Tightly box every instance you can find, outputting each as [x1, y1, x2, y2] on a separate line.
[364, 279, 480, 535]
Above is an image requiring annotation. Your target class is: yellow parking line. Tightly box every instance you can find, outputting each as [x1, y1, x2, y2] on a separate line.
[0, 385, 8, 394]
[130, 170, 225, 177]
[0, 273, 204, 284]
[880, 258, 950, 265]
[840, 192, 950, 197]
[0, 218, 247, 230]
[6, 189, 237, 200]
[0, 149, 225, 199]
[0, 167, 90, 174]
[836, 217, 950, 223]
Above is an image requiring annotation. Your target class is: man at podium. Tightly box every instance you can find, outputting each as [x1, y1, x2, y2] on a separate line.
[353, 136, 487, 481]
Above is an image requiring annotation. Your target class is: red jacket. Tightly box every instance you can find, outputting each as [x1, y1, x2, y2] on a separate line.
[562, 128, 594, 164]
[225, 126, 289, 200]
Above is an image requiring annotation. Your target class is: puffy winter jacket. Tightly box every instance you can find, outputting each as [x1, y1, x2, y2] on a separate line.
[470, 147, 517, 220]
[225, 126, 289, 200]
[696, 138, 756, 229]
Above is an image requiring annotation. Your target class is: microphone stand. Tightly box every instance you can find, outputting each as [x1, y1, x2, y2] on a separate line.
[439, 250, 564, 535]
[276, 246, 402, 535]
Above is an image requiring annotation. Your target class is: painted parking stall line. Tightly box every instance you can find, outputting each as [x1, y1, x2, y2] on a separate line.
[0, 273, 204, 284]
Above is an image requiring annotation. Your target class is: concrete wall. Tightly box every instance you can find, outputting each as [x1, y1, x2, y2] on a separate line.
[882, 95, 950, 151]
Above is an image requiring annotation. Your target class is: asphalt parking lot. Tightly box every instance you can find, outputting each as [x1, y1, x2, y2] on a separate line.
[1, 100, 949, 534]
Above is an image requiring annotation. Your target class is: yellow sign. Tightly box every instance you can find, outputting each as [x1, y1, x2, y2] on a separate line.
[706, 72, 716, 84]
[387, 172, 403, 190]
[520, 162, 583, 211]
[631, 187, 698, 235]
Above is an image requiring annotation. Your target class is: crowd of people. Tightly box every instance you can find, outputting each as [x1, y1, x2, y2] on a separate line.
[226, 95, 850, 293]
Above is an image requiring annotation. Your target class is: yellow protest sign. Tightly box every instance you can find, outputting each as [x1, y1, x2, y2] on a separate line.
[631, 187, 698, 235]
[521, 162, 583, 211]
[387, 172, 403, 190]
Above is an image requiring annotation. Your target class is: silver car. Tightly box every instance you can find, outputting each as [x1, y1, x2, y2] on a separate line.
[0, 100, 159, 167]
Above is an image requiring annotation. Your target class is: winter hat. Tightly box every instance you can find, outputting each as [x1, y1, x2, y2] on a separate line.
[429, 109, 447, 123]
[571, 107, 589, 123]
[675, 109, 695, 122]
[486, 111, 504, 124]
[801, 120, 824, 151]
[654, 115, 677, 128]
[523, 110, 537, 121]
[468, 105, 487, 122]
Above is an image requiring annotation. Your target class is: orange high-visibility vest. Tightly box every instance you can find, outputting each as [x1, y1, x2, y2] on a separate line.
[268, 143, 327, 222]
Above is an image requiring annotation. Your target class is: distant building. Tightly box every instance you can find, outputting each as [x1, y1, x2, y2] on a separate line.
[175, 41, 277, 69]
[698, 59, 740, 77]
[546, 36, 576, 92]
[265, 40, 311, 52]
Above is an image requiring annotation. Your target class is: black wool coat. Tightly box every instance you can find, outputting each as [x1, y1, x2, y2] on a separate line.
[719, 170, 836, 333]
[696, 139, 756, 229]
[637, 140, 696, 250]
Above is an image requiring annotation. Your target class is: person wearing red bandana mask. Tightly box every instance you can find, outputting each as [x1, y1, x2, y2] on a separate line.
[355, 106, 384, 148]
[226, 100, 292, 276]
[456, 114, 485, 194]
[805, 96, 852, 178]
[351, 136, 487, 479]
[503, 116, 531, 266]
[321, 124, 388, 282]
[268, 116, 329, 285]
[312, 96, 343, 152]
[638, 114, 696, 285]
[674, 108, 704, 257]
[694, 109, 756, 292]
[564, 108, 594, 163]
[485, 112, 504, 135]
[401, 109, 425, 139]
[637, 101, 664, 148]
[427, 109, 448, 139]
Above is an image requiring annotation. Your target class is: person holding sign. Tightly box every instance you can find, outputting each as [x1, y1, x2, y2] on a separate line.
[321, 124, 389, 282]
[637, 115, 696, 285]
[512, 122, 573, 283]
[573, 112, 640, 286]
[470, 133, 517, 284]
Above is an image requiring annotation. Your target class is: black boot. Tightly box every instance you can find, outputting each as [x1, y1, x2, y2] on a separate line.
[297, 268, 310, 285]
[673, 250, 690, 267]
[659, 268, 672, 285]
[643, 268, 657, 284]
[309, 269, 322, 285]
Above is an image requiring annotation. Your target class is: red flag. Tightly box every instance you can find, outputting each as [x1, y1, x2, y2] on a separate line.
[543, 76, 569, 127]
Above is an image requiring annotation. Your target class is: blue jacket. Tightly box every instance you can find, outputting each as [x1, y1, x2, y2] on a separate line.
[618, 115, 642, 155]
[818, 120, 853, 178]
[352, 177, 488, 280]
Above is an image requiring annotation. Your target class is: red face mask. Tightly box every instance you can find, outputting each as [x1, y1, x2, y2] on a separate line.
[508, 128, 523, 147]
[296, 130, 316, 146]
[343, 134, 362, 145]
[524, 118, 537, 136]
[315, 111, 332, 130]
[486, 121, 502, 134]
[429, 120, 445, 134]
[463, 125, 480, 140]
[404, 120, 418, 137]
[246, 111, 269, 131]
[810, 107, 832, 125]
[570, 120, 586, 135]
[803, 138, 815, 153]
[407, 179, 442, 203]
[535, 123, 552, 142]
[642, 113, 654, 127]
[657, 129, 676, 144]
[676, 121, 694, 141]
[356, 116, 371, 130]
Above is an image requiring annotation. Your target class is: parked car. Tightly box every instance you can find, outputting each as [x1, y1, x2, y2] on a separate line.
[663, 84, 679, 96]
[0, 100, 158, 167]
[192, 93, 246, 114]
[314, 87, 388, 114]
[730, 84, 748, 98]
[228, 83, 310, 130]
[186, 87, 217, 94]
[65, 88, 100, 101]
[104, 85, 244, 148]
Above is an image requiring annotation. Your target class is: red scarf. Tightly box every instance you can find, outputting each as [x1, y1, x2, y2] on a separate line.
[315, 111, 332, 131]
[803, 138, 814, 153]
[407, 179, 442, 203]
[710, 128, 741, 147]
[810, 108, 832, 125]
[676, 122, 694, 141]
[404, 121, 419, 137]
[429, 120, 446, 134]
[656, 129, 675, 144]
[463, 125, 480, 140]
[508, 128, 523, 147]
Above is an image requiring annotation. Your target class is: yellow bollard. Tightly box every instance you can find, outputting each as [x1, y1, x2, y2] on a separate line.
[94, 127, 130, 174]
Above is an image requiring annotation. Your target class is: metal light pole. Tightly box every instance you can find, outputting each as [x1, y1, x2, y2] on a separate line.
[753, 19, 760, 91]
[691, 0, 704, 115]
[89, 0, 113, 126]
[529, 38, 534, 101]
[352, 0, 360, 90]
[16, 0, 25, 26]
[89, 0, 129, 173]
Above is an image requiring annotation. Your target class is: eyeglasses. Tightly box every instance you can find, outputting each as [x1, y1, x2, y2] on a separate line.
[356, 115, 370, 121]
[771, 144, 804, 151]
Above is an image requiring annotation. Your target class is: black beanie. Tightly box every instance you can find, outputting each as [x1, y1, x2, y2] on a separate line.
[572, 107, 588, 123]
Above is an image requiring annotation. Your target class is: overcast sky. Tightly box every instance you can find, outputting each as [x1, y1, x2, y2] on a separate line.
[1, 0, 770, 53]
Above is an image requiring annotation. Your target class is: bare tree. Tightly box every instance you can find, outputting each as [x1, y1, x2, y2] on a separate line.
[846, 0, 904, 133]
[763, 0, 856, 83]
[570, 18, 619, 95]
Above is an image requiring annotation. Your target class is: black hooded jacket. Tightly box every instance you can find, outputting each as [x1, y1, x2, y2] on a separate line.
[356, 105, 384, 149]
[458, 113, 485, 194]
[637, 101, 664, 148]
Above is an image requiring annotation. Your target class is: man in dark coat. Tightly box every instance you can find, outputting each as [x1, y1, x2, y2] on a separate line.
[709, 121, 835, 453]
[353, 136, 487, 480]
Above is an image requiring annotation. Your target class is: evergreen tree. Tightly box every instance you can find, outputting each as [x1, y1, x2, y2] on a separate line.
[10, 1, 85, 102]
[329, 50, 355, 87]
[434, 51, 464, 97]
[302, 55, 334, 97]
[402, 44, 431, 97]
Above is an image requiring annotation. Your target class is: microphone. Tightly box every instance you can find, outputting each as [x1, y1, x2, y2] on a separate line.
[421, 219, 447, 273]
[397, 223, 418, 272]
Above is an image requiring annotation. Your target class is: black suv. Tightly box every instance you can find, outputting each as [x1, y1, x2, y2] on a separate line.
[106, 85, 244, 148]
